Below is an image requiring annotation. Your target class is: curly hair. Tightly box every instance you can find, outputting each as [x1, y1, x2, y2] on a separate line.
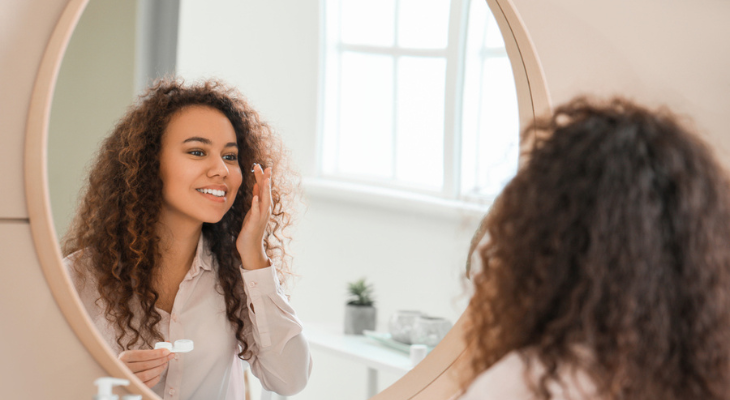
[63, 78, 297, 359]
[465, 97, 730, 399]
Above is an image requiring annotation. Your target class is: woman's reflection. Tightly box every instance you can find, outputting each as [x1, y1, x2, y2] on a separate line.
[63, 78, 311, 399]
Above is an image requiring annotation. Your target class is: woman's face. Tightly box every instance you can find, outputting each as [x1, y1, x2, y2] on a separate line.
[158, 105, 243, 228]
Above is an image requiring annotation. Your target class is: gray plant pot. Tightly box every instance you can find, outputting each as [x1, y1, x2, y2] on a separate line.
[344, 304, 376, 335]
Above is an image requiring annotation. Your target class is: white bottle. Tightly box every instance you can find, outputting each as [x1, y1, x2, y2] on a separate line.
[93, 377, 129, 400]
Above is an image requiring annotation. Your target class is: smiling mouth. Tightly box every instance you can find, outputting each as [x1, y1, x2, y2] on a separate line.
[196, 188, 226, 198]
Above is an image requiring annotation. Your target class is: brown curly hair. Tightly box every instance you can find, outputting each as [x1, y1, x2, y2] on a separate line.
[465, 97, 730, 399]
[63, 78, 297, 359]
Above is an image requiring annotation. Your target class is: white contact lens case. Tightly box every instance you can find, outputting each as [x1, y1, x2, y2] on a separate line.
[154, 339, 194, 353]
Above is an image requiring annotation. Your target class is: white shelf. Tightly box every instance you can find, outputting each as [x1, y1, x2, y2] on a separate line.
[304, 322, 413, 376]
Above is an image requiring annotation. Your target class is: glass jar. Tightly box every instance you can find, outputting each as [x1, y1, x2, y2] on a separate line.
[388, 310, 423, 344]
[409, 316, 452, 347]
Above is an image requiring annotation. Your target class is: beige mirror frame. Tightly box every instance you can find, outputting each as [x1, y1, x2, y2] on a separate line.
[24, 0, 550, 398]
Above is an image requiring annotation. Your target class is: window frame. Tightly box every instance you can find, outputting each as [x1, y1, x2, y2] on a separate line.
[315, 0, 548, 213]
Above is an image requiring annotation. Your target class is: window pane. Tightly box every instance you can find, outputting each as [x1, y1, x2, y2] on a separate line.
[338, 52, 394, 178]
[461, 0, 519, 199]
[476, 57, 519, 196]
[398, 0, 450, 49]
[484, 7, 505, 48]
[341, 0, 395, 46]
[460, 0, 488, 195]
[396, 56, 445, 188]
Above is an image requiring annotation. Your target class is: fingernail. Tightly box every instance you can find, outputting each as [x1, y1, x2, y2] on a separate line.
[251, 163, 258, 173]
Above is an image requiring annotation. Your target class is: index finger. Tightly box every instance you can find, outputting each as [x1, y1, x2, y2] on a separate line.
[119, 348, 171, 363]
[252, 163, 265, 185]
[261, 168, 272, 211]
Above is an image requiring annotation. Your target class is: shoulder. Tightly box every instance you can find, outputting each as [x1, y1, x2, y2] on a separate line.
[63, 249, 101, 306]
[460, 350, 597, 400]
[64, 248, 93, 277]
[460, 352, 538, 400]
[63, 249, 88, 285]
[64, 249, 125, 353]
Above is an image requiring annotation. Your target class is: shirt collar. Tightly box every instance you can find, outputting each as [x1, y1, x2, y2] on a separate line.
[188, 233, 213, 279]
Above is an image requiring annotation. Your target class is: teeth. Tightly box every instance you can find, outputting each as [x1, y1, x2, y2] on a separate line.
[197, 188, 225, 197]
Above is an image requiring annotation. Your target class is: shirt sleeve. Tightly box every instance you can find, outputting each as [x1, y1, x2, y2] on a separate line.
[240, 266, 312, 396]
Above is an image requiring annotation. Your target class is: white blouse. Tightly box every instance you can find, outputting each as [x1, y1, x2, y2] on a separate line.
[66, 235, 311, 400]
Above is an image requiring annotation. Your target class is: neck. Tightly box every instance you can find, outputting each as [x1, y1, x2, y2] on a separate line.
[156, 212, 203, 277]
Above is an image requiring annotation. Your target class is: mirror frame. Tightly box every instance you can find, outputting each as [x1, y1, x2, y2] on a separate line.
[24, 0, 550, 398]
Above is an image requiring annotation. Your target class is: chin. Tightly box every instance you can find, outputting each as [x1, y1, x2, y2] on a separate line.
[198, 211, 228, 225]
[204, 216, 227, 225]
[200, 204, 235, 225]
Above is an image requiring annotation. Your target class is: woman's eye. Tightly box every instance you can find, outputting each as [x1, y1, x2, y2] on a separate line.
[189, 150, 205, 157]
[223, 154, 238, 161]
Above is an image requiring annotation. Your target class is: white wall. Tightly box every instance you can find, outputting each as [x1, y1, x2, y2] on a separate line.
[177, 0, 476, 322]
[177, 1, 477, 398]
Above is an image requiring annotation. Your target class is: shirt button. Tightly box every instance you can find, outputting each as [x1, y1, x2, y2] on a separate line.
[174, 354, 179, 360]
[168, 388, 175, 396]
[248, 281, 257, 288]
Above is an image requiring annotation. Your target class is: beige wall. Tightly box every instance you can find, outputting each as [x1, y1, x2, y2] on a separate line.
[514, 0, 730, 163]
[1, 0, 729, 399]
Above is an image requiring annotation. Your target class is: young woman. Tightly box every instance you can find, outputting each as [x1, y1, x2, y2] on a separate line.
[64, 79, 311, 399]
[461, 98, 730, 400]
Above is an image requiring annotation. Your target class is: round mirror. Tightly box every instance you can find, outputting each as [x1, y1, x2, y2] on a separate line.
[27, 0, 549, 398]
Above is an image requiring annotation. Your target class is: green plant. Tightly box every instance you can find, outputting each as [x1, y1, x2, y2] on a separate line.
[347, 278, 375, 306]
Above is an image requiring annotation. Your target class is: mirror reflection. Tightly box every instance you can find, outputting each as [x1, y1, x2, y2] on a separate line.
[48, 0, 521, 398]
[63, 79, 310, 399]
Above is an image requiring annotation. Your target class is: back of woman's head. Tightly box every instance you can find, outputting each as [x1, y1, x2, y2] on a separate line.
[466, 97, 730, 400]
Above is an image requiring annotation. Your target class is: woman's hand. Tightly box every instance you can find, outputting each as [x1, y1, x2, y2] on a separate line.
[118, 348, 175, 388]
[237, 163, 272, 270]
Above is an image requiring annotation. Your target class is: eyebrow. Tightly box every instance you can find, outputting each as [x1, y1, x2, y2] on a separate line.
[183, 136, 238, 148]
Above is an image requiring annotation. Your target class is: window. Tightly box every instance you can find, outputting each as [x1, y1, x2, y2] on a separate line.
[320, 0, 519, 203]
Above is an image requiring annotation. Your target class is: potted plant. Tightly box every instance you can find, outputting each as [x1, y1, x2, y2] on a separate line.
[344, 278, 376, 335]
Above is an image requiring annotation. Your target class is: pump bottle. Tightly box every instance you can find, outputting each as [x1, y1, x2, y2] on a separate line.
[93, 377, 142, 400]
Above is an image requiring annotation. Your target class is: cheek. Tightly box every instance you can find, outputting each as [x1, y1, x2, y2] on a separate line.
[230, 169, 244, 198]
[158, 163, 174, 197]
[159, 152, 184, 188]
[159, 163, 196, 205]
[160, 166, 183, 193]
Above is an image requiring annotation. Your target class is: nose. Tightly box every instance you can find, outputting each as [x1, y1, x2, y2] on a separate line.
[207, 156, 230, 178]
